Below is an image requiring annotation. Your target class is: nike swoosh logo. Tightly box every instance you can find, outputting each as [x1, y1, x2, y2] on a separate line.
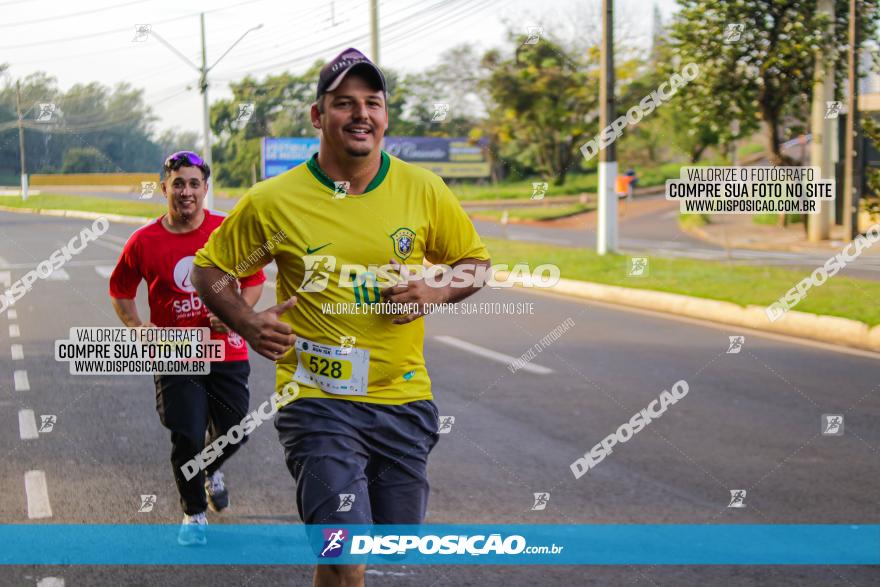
[306, 242, 332, 255]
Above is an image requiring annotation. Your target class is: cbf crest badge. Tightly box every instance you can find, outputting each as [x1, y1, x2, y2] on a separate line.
[390, 227, 416, 261]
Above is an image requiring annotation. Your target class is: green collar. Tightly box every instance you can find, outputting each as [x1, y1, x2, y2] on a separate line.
[307, 150, 390, 194]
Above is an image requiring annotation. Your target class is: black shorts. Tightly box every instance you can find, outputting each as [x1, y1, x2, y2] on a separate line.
[274, 398, 440, 525]
[154, 360, 251, 439]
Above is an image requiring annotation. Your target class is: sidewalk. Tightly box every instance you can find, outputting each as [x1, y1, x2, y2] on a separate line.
[459, 185, 663, 209]
[684, 214, 880, 255]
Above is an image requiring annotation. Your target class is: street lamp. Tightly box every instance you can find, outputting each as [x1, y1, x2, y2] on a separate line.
[151, 16, 263, 210]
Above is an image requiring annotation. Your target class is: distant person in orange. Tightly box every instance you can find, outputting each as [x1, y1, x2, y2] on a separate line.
[625, 168, 638, 187]
[616, 168, 638, 208]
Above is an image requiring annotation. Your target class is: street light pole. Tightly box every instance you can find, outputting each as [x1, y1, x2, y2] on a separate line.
[199, 13, 213, 209]
[808, 0, 835, 242]
[597, 0, 617, 255]
[15, 80, 27, 201]
[150, 15, 263, 210]
[843, 0, 860, 239]
[370, 0, 380, 64]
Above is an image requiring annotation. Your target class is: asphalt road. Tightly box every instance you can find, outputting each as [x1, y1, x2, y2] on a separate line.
[0, 211, 878, 586]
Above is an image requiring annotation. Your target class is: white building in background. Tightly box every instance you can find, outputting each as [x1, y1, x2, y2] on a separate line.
[860, 46, 880, 113]
[860, 49, 880, 96]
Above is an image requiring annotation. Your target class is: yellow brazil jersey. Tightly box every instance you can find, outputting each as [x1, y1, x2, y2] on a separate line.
[194, 151, 489, 405]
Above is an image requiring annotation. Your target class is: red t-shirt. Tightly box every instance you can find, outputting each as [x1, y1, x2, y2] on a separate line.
[109, 210, 266, 362]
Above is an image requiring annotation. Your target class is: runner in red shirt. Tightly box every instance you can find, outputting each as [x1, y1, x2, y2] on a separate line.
[109, 151, 266, 546]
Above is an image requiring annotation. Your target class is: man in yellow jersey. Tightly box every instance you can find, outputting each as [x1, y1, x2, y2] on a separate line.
[192, 47, 490, 586]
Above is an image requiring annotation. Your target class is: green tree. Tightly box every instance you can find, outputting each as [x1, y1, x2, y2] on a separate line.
[482, 33, 597, 185]
[210, 65, 322, 187]
[397, 44, 484, 137]
[61, 147, 113, 172]
[669, 0, 878, 165]
[0, 74, 163, 176]
[0, 72, 62, 175]
[863, 116, 880, 198]
[156, 129, 200, 159]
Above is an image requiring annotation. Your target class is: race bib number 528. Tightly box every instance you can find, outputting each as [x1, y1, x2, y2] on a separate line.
[292, 337, 369, 396]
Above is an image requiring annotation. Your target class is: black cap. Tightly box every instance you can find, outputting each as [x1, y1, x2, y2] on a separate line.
[316, 47, 386, 101]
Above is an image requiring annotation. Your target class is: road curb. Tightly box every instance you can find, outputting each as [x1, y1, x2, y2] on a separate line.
[544, 277, 880, 353]
[0, 205, 152, 226]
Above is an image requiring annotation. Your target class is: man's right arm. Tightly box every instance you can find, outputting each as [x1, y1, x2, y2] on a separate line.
[110, 297, 154, 328]
[109, 235, 154, 327]
[192, 265, 298, 361]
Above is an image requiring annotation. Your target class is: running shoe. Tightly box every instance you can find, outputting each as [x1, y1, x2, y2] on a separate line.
[177, 511, 207, 546]
[205, 471, 229, 512]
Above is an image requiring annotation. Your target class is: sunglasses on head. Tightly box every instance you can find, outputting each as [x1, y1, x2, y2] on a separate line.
[164, 151, 205, 168]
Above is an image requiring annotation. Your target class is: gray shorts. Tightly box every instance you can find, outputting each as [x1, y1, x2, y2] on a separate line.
[274, 397, 440, 525]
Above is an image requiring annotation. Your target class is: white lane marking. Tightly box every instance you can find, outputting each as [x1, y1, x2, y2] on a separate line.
[9, 324, 20, 337]
[0, 270, 10, 287]
[7, 308, 17, 319]
[101, 233, 128, 245]
[11, 344, 23, 360]
[640, 249, 722, 261]
[90, 239, 123, 253]
[509, 233, 572, 245]
[620, 238, 690, 249]
[37, 579, 66, 587]
[433, 335, 553, 374]
[95, 265, 115, 279]
[25, 470, 53, 519]
[19, 409, 39, 440]
[14, 370, 30, 391]
[0, 259, 117, 270]
[45, 268, 70, 281]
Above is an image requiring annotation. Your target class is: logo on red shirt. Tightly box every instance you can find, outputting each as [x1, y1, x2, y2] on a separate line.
[171, 256, 205, 318]
[173, 256, 197, 292]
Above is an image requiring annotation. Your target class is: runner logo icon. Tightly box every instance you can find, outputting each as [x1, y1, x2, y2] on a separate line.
[337, 493, 355, 512]
[298, 255, 336, 292]
[320, 528, 348, 558]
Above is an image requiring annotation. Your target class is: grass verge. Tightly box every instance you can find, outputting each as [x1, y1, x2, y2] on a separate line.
[483, 237, 880, 326]
[0, 193, 238, 217]
[678, 213, 711, 230]
[471, 203, 594, 222]
[0, 194, 167, 218]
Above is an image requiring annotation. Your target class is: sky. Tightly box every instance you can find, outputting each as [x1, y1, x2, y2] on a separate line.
[1, 0, 680, 135]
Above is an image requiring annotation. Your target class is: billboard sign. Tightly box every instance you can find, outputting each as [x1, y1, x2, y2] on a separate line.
[261, 136, 489, 179]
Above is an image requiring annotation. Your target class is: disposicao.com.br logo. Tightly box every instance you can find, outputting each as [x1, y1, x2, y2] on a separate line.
[317, 530, 563, 558]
